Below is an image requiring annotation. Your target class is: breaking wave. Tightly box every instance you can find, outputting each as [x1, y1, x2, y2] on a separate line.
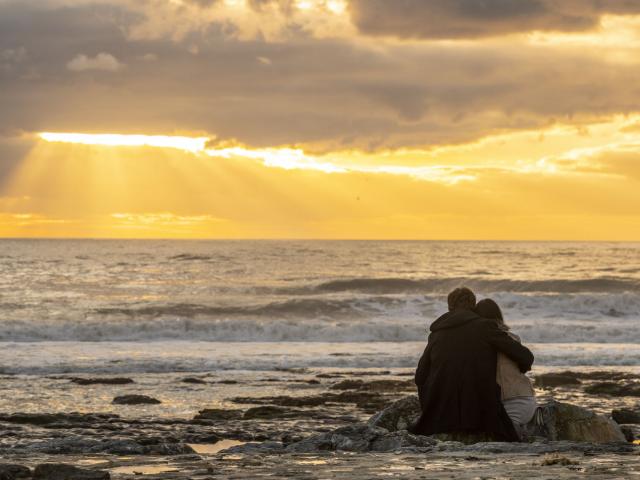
[307, 277, 640, 295]
[2, 293, 640, 343]
[93, 296, 416, 319]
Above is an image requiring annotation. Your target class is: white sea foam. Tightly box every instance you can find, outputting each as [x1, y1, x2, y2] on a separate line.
[1, 292, 639, 343]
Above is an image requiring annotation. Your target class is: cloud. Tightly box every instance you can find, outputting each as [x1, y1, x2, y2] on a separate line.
[110, 212, 225, 227]
[0, 47, 26, 62]
[67, 52, 124, 72]
[183, 0, 222, 7]
[1, 0, 640, 153]
[348, 0, 640, 39]
[549, 142, 640, 182]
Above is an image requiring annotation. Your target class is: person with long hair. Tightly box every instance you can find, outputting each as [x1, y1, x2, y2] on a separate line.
[475, 298, 537, 437]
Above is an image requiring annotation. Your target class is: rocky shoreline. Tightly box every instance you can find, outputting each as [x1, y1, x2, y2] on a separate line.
[1, 368, 640, 478]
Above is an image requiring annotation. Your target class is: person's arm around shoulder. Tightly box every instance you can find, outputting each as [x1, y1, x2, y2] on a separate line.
[482, 321, 534, 373]
[415, 333, 434, 386]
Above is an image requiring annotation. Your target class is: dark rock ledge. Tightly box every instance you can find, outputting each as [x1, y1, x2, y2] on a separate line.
[219, 395, 630, 455]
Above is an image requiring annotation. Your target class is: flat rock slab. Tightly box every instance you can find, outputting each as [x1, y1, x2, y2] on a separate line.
[112, 395, 161, 405]
[0, 413, 119, 427]
[330, 379, 414, 392]
[70, 378, 134, 386]
[243, 406, 309, 420]
[534, 373, 581, 388]
[0, 464, 31, 479]
[180, 377, 207, 384]
[193, 408, 243, 420]
[584, 382, 640, 397]
[285, 424, 437, 453]
[33, 463, 110, 480]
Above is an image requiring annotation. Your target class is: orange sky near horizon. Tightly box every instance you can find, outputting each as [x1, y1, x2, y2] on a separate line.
[2, 1, 640, 239]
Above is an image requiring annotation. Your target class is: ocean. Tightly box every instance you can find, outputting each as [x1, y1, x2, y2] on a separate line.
[1, 240, 639, 375]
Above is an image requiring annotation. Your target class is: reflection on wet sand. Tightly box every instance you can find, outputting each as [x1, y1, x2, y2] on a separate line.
[188, 440, 245, 454]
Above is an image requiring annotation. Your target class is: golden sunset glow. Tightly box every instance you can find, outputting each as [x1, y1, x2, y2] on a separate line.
[39, 132, 209, 153]
[2, 1, 640, 239]
[36, 132, 473, 180]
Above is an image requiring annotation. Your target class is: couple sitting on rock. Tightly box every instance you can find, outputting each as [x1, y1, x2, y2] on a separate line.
[411, 287, 536, 442]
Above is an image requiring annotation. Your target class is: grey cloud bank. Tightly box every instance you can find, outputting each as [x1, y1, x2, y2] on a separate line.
[0, 0, 640, 164]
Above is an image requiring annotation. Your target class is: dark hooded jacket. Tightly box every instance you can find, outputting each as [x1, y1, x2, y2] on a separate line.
[411, 309, 534, 441]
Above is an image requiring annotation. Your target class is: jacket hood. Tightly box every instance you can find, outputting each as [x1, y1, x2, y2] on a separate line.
[430, 309, 479, 332]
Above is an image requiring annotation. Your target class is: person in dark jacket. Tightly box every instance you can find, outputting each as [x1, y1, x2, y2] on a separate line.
[411, 287, 534, 441]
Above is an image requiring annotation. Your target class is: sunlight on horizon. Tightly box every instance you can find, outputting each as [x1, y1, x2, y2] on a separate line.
[16, 115, 640, 240]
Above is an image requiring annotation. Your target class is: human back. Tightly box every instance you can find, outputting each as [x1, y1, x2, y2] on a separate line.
[413, 288, 534, 441]
[418, 311, 517, 436]
[496, 338, 535, 400]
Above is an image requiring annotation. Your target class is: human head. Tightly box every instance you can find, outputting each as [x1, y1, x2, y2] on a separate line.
[447, 287, 476, 312]
[475, 298, 509, 331]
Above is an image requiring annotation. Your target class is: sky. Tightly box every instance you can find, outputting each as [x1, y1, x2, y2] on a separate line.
[1, 0, 640, 239]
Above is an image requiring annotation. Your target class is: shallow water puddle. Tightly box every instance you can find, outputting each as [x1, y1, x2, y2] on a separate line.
[111, 464, 178, 475]
[295, 459, 328, 465]
[189, 439, 245, 454]
[76, 458, 109, 466]
[386, 464, 416, 471]
[220, 455, 244, 461]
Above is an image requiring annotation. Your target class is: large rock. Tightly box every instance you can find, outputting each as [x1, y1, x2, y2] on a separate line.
[367, 395, 421, 432]
[612, 408, 640, 424]
[0, 464, 30, 479]
[619, 425, 637, 442]
[33, 463, 110, 480]
[524, 400, 626, 443]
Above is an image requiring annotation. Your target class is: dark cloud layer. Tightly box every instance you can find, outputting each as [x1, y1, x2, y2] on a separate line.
[349, 0, 640, 39]
[0, 0, 640, 169]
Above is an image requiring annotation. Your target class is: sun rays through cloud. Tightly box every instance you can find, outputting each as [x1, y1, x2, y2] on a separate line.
[36, 131, 476, 184]
[3, 113, 640, 240]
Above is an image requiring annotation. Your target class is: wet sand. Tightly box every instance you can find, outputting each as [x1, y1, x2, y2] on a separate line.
[3, 449, 640, 479]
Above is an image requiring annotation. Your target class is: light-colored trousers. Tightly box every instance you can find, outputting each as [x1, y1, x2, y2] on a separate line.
[503, 396, 537, 426]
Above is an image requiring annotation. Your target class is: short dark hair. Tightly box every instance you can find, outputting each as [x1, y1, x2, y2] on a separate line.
[447, 287, 476, 311]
